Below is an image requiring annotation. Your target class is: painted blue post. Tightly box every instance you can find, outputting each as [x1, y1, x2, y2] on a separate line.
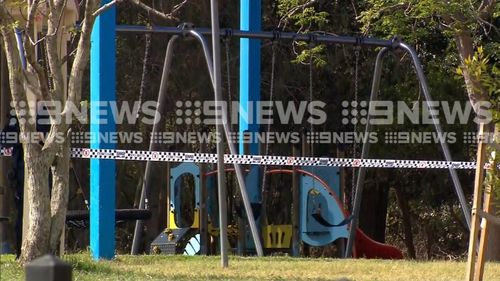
[239, 0, 262, 253]
[89, 1, 116, 260]
[239, 0, 261, 155]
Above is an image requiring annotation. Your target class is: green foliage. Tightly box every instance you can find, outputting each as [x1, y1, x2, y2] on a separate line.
[0, 20, 20, 30]
[277, 1, 329, 29]
[458, 47, 500, 211]
[291, 43, 327, 67]
[3, 0, 28, 9]
[458, 47, 500, 122]
[359, 0, 483, 41]
[484, 148, 500, 214]
[276, 0, 330, 67]
[361, 0, 500, 215]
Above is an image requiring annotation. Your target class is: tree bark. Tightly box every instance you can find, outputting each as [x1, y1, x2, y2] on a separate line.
[454, 32, 490, 113]
[394, 186, 416, 259]
[1, 1, 98, 263]
[455, 28, 500, 261]
[19, 144, 51, 263]
[359, 170, 389, 242]
[0, 48, 12, 253]
[49, 139, 70, 254]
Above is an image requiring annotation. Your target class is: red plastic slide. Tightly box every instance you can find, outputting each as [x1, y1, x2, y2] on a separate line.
[217, 168, 404, 259]
[353, 228, 404, 259]
[299, 170, 403, 259]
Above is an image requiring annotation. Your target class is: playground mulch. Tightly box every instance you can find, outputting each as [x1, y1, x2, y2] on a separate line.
[1, 254, 500, 281]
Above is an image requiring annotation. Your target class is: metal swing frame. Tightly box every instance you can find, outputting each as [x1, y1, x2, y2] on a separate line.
[123, 24, 471, 259]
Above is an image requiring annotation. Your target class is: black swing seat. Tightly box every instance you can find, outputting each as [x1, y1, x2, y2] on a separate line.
[312, 212, 354, 227]
[66, 209, 152, 229]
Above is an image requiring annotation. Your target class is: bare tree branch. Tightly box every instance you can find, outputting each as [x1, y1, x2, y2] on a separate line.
[63, 0, 98, 117]
[92, 0, 124, 17]
[128, 0, 179, 21]
[278, 0, 318, 29]
[477, 15, 500, 37]
[0, 6, 34, 134]
[45, 0, 66, 102]
[92, 0, 188, 23]
[22, 1, 52, 101]
[478, 0, 496, 19]
[171, 0, 188, 15]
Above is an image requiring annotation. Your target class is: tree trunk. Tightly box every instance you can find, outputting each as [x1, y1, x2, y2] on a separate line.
[455, 32, 489, 112]
[394, 186, 416, 259]
[49, 140, 70, 254]
[144, 162, 167, 253]
[19, 144, 51, 263]
[359, 170, 389, 242]
[0, 49, 12, 253]
[455, 31, 500, 261]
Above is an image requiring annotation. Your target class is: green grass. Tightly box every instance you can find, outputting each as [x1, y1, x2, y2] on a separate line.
[2, 254, 500, 281]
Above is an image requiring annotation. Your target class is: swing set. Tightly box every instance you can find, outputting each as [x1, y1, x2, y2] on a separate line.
[95, 23, 470, 259]
[78, 0, 475, 265]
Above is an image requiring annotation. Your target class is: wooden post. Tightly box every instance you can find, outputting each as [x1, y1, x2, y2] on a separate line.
[475, 182, 494, 281]
[465, 123, 487, 281]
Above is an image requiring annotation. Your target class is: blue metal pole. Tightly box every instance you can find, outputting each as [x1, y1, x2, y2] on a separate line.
[89, 0, 116, 260]
[239, 0, 261, 155]
[239, 0, 262, 254]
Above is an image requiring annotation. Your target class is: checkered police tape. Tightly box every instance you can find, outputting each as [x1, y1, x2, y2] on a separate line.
[1, 147, 496, 170]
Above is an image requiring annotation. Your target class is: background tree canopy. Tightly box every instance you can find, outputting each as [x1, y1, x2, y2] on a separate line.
[1, 0, 498, 260]
[103, 0, 497, 259]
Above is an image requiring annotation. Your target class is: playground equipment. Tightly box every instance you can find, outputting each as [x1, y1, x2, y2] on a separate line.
[119, 21, 471, 260]
[149, 162, 403, 259]
[0, 0, 467, 263]
[0, 0, 490, 267]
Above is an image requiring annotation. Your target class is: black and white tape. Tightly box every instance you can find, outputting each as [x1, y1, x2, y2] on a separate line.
[1, 147, 494, 170]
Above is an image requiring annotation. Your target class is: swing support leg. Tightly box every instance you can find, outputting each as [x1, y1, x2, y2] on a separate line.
[191, 27, 264, 261]
[131, 20, 264, 262]
[131, 35, 179, 255]
[345, 47, 389, 258]
[345, 44, 471, 258]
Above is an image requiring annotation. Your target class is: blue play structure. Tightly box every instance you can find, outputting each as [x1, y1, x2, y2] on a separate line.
[150, 163, 349, 255]
[300, 167, 348, 247]
[150, 163, 403, 258]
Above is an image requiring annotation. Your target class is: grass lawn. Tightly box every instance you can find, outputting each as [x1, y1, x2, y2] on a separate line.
[1, 254, 500, 281]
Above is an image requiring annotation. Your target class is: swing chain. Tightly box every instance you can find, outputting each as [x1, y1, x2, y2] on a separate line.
[137, 30, 152, 119]
[261, 39, 278, 198]
[351, 45, 361, 209]
[223, 34, 232, 129]
[308, 34, 316, 157]
[354, 46, 360, 108]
